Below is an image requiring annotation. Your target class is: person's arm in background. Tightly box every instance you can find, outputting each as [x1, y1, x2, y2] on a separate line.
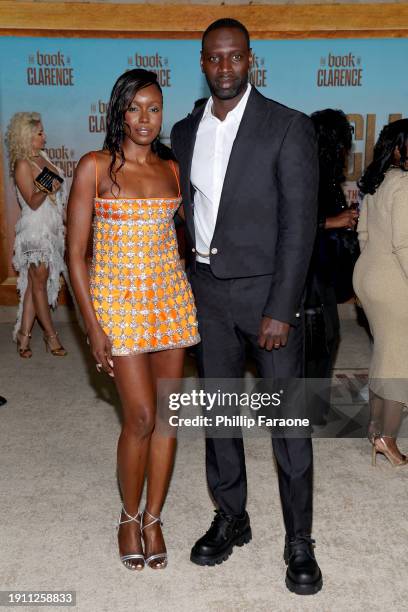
[325, 208, 359, 230]
[259, 113, 319, 350]
[66, 153, 113, 376]
[391, 180, 408, 278]
[356, 197, 369, 252]
[14, 159, 60, 210]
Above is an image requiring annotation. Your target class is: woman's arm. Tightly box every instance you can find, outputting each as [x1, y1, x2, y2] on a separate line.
[176, 204, 185, 221]
[325, 208, 358, 230]
[67, 153, 113, 375]
[391, 181, 408, 279]
[14, 159, 55, 210]
[356, 198, 368, 251]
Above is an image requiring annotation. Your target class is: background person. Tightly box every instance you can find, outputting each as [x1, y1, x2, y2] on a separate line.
[305, 109, 357, 423]
[353, 119, 408, 466]
[5, 112, 68, 358]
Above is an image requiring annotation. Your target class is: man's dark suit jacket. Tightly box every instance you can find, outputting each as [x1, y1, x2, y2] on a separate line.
[170, 87, 319, 327]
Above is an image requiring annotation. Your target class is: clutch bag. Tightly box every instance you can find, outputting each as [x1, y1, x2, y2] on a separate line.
[34, 167, 63, 194]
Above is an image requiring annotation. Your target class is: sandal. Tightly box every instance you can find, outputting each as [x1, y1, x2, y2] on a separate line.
[16, 330, 32, 359]
[117, 507, 145, 571]
[43, 333, 67, 357]
[141, 510, 168, 569]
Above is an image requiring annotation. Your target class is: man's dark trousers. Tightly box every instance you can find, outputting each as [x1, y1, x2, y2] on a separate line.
[190, 262, 313, 538]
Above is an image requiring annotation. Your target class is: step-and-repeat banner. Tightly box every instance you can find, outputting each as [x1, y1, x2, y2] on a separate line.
[1, 37, 407, 275]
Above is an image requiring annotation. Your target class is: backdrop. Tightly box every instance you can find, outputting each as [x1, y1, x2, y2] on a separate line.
[1, 36, 407, 275]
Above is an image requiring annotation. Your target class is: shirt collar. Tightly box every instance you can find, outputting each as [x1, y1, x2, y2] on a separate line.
[202, 83, 252, 123]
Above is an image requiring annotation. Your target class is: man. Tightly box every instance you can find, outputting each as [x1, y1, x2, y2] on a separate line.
[171, 19, 322, 595]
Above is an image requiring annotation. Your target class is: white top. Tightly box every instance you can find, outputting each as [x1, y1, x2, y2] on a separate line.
[190, 83, 251, 262]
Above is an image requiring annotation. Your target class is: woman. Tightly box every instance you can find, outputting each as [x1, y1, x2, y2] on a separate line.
[353, 119, 408, 466]
[5, 112, 68, 357]
[305, 110, 357, 422]
[67, 69, 199, 570]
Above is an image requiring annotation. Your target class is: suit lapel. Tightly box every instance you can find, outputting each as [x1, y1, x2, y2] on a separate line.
[186, 107, 204, 192]
[181, 106, 205, 242]
[214, 88, 265, 231]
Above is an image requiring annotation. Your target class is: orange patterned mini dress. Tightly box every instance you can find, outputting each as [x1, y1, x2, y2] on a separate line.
[89, 155, 200, 356]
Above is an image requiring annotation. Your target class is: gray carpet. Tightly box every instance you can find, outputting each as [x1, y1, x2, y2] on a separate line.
[1, 316, 408, 612]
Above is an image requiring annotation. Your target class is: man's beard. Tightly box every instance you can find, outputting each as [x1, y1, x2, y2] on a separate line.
[206, 75, 248, 100]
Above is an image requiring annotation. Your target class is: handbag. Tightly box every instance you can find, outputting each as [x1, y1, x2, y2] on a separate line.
[34, 167, 63, 194]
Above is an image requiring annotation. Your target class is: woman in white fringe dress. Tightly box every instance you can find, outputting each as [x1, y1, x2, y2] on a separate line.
[5, 112, 68, 357]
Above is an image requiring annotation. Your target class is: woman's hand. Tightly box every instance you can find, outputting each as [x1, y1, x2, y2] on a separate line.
[51, 178, 62, 193]
[326, 209, 359, 230]
[87, 324, 114, 376]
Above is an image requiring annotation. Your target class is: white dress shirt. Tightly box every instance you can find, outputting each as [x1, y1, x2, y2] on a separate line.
[191, 83, 252, 263]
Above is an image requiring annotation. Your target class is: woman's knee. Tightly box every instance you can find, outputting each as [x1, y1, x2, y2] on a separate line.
[29, 264, 49, 289]
[122, 406, 156, 439]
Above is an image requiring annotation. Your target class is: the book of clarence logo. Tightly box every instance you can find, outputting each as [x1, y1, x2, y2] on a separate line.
[317, 52, 363, 87]
[127, 52, 171, 87]
[27, 51, 74, 87]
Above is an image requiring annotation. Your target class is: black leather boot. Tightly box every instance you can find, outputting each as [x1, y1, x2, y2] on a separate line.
[190, 510, 251, 566]
[285, 535, 323, 595]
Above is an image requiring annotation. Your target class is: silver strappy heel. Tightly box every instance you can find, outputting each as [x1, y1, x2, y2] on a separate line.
[117, 507, 145, 570]
[141, 510, 168, 569]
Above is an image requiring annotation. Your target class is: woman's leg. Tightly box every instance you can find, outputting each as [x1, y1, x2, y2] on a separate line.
[369, 389, 406, 464]
[368, 389, 384, 441]
[382, 398, 404, 438]
[113, 353, 156, 568]
[369, 389, 404, 438]
[142, 348, 185, 567]
[17, 275, 36, 351]
[28, 263, 60, 349]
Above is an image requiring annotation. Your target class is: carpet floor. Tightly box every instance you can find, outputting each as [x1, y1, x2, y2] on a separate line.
[1, 318, 408, 612]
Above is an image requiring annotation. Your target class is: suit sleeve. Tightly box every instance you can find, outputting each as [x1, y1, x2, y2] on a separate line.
[170, 123, 184, 221]
[391, 179, 408, 279]
[170, 124, 180, 161]
[262, 113, 319, 325]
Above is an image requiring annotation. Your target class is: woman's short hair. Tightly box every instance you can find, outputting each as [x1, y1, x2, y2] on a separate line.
[202, 18, 250, 50]
[5, 112, 42, 175]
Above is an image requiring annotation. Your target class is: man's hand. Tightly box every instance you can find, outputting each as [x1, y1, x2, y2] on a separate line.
[258, 316, 290, 351]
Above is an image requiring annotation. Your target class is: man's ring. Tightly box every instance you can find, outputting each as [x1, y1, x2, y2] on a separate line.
[96, 363, 102, 372]
[274, 344, 280, 348]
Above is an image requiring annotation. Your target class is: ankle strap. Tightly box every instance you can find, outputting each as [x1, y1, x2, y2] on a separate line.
[118, 507, 141, 527]
[18, 330, 32, 338]
[141, 509, 162, 531]
[44, 333, 59, 340]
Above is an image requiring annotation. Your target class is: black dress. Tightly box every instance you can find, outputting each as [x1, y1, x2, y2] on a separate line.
[305, 179, 359, 421]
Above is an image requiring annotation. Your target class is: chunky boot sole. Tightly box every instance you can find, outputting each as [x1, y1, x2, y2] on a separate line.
[190, 527, 252, 566]
[285, 571, 323, 595]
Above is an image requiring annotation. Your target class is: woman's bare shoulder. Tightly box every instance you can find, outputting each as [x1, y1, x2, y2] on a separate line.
[14, 158, 32, 173]
[76, 150, 111, 173]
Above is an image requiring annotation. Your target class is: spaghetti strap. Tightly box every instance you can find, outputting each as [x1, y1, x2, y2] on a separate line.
[91, 152, 98, 198]
[169, 160, 181, 198]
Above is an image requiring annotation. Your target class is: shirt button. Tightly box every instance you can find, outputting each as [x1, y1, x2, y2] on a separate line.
[211, 247, 218, 255]
[192, 247, 196, 253]
[295, 312, 300, 318]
